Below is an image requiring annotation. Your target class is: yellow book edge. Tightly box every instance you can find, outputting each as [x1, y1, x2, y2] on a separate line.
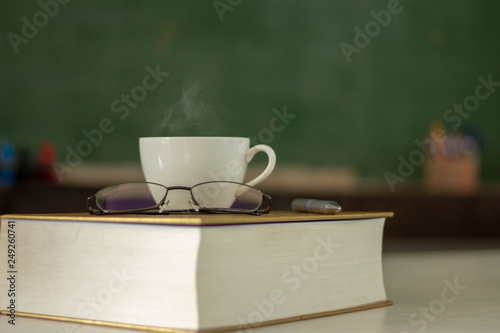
[1, 210, 394, 226]
[0, 300, 393, 333]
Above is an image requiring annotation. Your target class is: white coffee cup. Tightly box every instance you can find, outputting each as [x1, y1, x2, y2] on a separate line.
[139, 137, 276, 210]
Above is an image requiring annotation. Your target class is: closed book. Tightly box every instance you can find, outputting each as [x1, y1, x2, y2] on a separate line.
[0, 211, 393, 332]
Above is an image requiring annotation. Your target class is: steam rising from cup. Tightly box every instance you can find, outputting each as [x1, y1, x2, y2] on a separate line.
[153, 81, 221, 135]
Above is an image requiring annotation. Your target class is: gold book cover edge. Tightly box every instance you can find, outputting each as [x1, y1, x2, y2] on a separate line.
[0, 300, 393, 333]
[1, 211, 394, 226]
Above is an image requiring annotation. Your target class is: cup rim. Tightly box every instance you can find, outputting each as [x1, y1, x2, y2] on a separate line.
[139, 136, 249, 141]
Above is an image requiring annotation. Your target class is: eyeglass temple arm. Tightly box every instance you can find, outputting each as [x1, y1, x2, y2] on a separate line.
[255, 193, 272, 215]
[87, 195, 104, 215]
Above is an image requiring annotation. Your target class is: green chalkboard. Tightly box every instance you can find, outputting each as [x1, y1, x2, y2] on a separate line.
[1, 0, 500, 182]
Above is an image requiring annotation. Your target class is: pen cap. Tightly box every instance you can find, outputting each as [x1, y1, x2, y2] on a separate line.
[291, 198, 312, 212]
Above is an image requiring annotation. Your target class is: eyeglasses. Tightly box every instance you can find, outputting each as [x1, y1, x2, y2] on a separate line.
[87, 181, 272, 216]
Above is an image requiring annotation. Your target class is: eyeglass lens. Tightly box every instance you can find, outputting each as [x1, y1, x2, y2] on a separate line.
[191, 182, 263, 211]
[96, 183, 167, 212]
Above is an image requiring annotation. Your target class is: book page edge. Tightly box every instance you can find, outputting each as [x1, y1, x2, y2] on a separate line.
[0, 300, 393, 333]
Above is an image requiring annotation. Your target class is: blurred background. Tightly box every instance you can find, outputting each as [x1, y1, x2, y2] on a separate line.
[1, 0, 499, 249]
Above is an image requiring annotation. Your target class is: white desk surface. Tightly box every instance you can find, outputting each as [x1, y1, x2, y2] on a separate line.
[2, 249, 500, 333]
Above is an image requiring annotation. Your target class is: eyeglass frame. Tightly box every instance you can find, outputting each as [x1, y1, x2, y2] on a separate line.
[87, 181, 272, 216]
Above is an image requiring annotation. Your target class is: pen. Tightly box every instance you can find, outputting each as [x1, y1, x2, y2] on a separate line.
[291, 198, 342, 214]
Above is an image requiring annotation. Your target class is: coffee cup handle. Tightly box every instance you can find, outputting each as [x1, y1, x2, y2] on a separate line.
[244, 145, 276, 188]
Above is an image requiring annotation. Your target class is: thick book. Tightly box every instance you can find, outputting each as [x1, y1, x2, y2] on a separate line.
[0, 211, 393, 332]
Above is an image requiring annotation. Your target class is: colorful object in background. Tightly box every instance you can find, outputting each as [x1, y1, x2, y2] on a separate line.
[0, 139, 17, 187]
[423, 121, 480, 194]
[37, 141, 58, 184]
